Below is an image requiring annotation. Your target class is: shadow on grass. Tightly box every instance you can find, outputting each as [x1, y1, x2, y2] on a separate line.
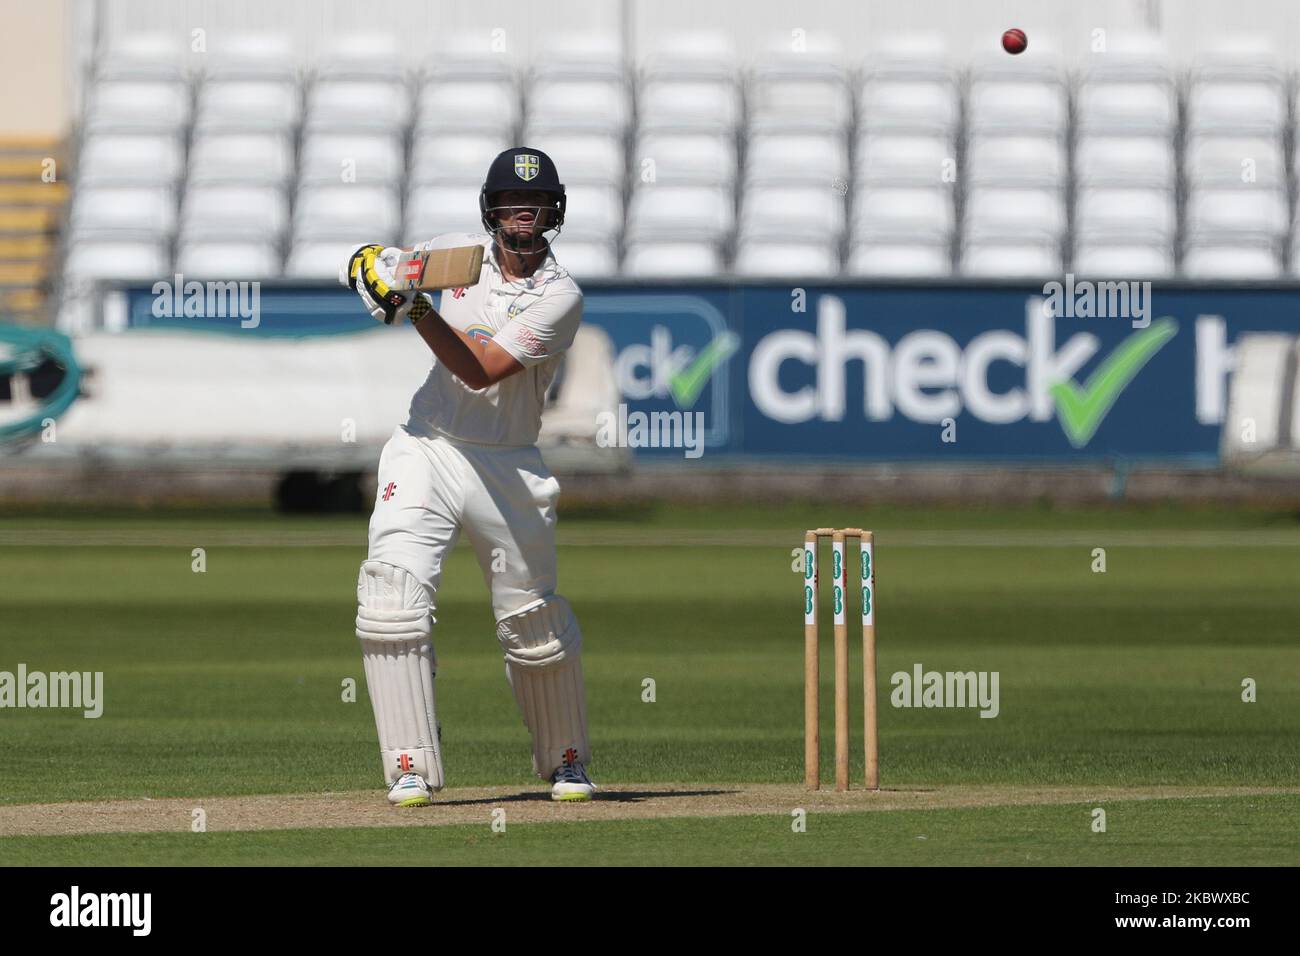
[435, 788, 738, 806]
[431, 786, 939, 808]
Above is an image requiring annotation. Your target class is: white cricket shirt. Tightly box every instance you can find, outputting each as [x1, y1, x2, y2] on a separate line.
[404, 232, 584, 446]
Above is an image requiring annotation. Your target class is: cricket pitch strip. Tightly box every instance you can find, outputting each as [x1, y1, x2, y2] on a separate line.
[2, 784, 1295, 837]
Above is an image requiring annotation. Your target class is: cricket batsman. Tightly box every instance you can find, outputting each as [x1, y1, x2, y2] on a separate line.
[339, 147, 595, 805]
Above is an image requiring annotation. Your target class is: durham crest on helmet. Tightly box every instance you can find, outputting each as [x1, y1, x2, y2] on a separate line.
[514, 154, 540, 182]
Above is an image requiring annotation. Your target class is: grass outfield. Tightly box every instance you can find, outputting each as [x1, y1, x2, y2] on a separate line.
[1, 503, 1298, 864]
[3, 795, 1298, 866]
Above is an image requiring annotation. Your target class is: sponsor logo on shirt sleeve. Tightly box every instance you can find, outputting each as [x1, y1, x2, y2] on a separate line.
[512, 325, 546, 357]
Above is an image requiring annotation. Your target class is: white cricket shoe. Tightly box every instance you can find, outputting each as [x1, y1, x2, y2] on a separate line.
[550, 759, 597, 802]
[388, 772, 433, 807]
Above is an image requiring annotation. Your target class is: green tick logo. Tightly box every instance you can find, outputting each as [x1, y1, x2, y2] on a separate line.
[668, 331, 740, 409]
[1050, 318, 1178, 448]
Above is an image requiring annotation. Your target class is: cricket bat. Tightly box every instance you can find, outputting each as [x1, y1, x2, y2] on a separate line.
[390, 245, 485, 292]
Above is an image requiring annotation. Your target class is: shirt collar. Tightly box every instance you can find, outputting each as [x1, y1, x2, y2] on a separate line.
[486, 239, 560, 291]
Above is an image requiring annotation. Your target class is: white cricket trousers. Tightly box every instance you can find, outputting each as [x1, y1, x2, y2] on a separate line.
[360, 424, 591, 783]
[367, 424, 560, 618]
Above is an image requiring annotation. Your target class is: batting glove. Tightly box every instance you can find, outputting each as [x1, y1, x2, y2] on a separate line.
[341, 243, 382, 290]
[342, 243, 420, 325]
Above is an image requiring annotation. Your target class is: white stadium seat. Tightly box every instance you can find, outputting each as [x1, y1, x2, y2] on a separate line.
[71, 185, 176, 237]
[315, 33, 405, 82]
[1182, 242, 1280, 278]
[847, 240, 952, 277]
[1185, 135, 1285, 186]
[424, 42, 518, 83]
[967, 81, 1066, 133]
[740, 185, 845, 240]
[195, 80, 300, 132]
[861, 34, 956, 84]
[96, 33, 185, 81]
[966, 134, 1066, 187]
[203, 33, 297, 82]
[559, 183, 623, 242]
[417, 79, 519, 134]
[642, 31, 738, 82]
[1075, 82, 1176, 133]
[85, 80, 190, 132]
[531, 32, 626, 82]
[853, 185, 954, 238]
[969, 50, 1065, 86]
[1190, 35, 1284, 84]
[188, 132, 295, 185]
[181, 185, 289, 240]
[637, 79, 741, 132]
[1187, 81, 1286, 134]
[625, 185, 733, 242]
[854, 133, 953, 185]
[633, 133, 736, 185]
[1073, 240, 1175, 277]
[78, 133, 185, 185]
[733, 240, 839, 277]
[63, 240, 168, 282]
[964, 187, 1067, 238]
[305, 79, 411, 132]
[744, 132, 848, 186]
[294, 184, 401, 239]
[1079, 35, 1174, 84]
[748, 76, 852, 133]
[521, 132, 624, 185]
[858, 79, 958, 134]
[1186, 186, 1289, 238]
[284, 240, 365, 279]
[175, 240, 282, 278]
[549, 240, 619, 277]
[1075, 187, 1177, 241]
[623, 241, 724, 277]
[405, 183, 487, 240]
[960, 241, 1061, 278]
[528, 79, 631, 133]
[1074, 135, 1175, 187]
[409, 132, 509, 183]
[299, 132, 404, 185]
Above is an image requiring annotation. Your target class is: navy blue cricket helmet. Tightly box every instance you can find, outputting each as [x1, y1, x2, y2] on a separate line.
[479, 147, 566, 238]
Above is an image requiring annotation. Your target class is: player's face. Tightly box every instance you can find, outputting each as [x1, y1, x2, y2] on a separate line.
[490, 189, 556, 241]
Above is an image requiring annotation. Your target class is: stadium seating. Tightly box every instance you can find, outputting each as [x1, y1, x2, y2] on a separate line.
[59, 27, 1300, 291]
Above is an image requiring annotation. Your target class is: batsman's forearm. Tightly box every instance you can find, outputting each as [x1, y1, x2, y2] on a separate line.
[412, 308, 493, 390]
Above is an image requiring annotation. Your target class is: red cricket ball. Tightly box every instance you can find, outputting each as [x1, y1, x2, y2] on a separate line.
[1002, 28, 1027, 55]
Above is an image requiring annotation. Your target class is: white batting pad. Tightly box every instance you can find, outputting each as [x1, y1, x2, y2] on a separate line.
[355, 560, 444, 789]
[497, 596, 591, 778]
